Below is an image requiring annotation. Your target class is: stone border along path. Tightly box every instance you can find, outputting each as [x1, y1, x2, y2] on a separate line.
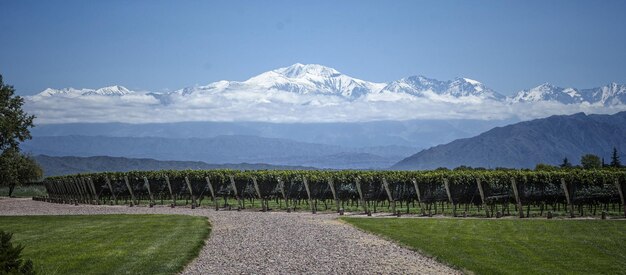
[0, 198, 460, 274]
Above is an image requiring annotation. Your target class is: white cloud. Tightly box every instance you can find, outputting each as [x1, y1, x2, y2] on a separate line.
[24, 90, 626, 124]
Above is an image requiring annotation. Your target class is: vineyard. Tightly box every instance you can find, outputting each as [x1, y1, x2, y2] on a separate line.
[39, 169, 626, 218]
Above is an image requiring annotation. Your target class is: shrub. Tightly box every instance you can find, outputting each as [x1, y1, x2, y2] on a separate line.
[0, 230, 35, 275]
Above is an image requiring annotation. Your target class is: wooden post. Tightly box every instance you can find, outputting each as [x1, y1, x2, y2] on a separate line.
[443, 178, 456, 216]
[355, 177, 368, 214]
[561, 178, 574, 217]
[476, 178, 489, 217]
[124, 176, 136, 206]
[277, 177, 289, 210]
[327, 178, 340, 212]
[105, 176, 117, 204]
[143, 176, 155, 206]
[302, 176, 314, 213]
[511, 178, 524, 218]
[382, 178, 395, 215]
[74, 178, 85, 203]
[412, 178, 426, 215]
[205, 177, 217, 210]
[614, 178, 625, 218]
[165, 175, 175, 207]
[88, 178, 99, 204]
[252, 177, 265, 211]
[185, 176, 196, 208]
[229, 175, 242, 209]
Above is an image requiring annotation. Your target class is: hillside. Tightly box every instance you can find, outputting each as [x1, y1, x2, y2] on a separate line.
[393, 111, 626, 169]
[23, 135, 415, 169]
[34, 155, 315, 177]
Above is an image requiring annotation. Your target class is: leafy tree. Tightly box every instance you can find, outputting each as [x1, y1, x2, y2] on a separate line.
[0, 75, 41, 196]
[0, 150, 43, 197]
[580, 154, 602, 169]
[535, 163, 557, 171]
[610, 147, 621, 168]
[560, 158, 573, 168]
[1, 75, 35, 152]
[0, 230, 35, 274]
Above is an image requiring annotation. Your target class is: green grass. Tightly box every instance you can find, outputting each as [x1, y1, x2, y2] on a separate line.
[342, 217, 626, 275]
[0, 215, 210, 275]
[0, 184, 47, 197]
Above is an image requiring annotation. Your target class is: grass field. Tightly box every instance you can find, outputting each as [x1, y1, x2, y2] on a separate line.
[342, 217, 626, 275]
[0, 215, 210, 275]
[0, 184, 47, 197]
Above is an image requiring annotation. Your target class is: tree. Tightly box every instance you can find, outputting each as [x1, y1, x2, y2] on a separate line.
[0, 150, 42, 197]
[560, 158, 573, 168]
[535, 163, 557, 171]
[1, 75, 35, 152]
[0, 230, 35, 274]
[610, 147, 621, 168]
[1, 75, 41, 196]
[580, 154, 602, 169]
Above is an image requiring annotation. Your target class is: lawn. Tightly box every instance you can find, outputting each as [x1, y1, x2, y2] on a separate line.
[0, 184, 47, 197]
[342, 217, 626, 275]
[0, 215, 210, 275]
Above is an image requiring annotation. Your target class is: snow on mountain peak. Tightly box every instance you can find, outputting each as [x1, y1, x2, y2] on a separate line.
[273, 63, 340, 78]
[462, 78, 481, 85]
[86, 85, 132, 96]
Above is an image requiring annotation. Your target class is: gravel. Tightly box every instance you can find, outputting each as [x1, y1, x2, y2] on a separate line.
[0, 198, 459, 274]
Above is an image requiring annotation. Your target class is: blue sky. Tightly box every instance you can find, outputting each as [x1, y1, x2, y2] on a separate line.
[1, 0, 625, 96]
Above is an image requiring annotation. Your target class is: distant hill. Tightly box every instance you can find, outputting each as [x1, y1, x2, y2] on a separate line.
[393, 111, 626, 170]
[23, 135, 417, 169]
[34, 155, 316, 177]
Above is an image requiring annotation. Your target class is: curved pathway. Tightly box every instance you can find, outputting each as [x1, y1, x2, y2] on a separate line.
[0, 198, 458, 274]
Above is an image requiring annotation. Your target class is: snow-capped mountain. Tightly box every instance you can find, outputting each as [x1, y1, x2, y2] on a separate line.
[379, 75, 504, 100]
[28, 63, 626, 121]
[512, 83, 626, 106]
[167, 63, 386, 99]
[36, 85, 134, 98]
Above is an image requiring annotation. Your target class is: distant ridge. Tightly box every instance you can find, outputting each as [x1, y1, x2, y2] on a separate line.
[34, 155, 316, 177]
[393, 111, 626, 170]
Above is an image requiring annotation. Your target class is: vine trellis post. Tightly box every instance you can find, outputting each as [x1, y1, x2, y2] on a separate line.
[164, 175, 175, 207]
[615, 178, 625, 218]
[205, 177, 217, 210]
[382, 178, 395, 215]
[327, 178, 339, 213]
[476, 178, 489, 217]
[510, 178, 523, 218]
[124, 176, 136, 206]
[185, 176, 196, 208]
[560, 178, 574, 218]
[105, 176, 117, 205]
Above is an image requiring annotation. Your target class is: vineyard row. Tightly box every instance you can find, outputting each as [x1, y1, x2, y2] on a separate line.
[38, 169, 626, 218]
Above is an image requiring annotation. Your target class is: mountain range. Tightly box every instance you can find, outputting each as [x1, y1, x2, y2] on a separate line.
[25, 64, 626, 125]
[32, 63, 626, 105]
[393, 111, 626, 170]
[34, 155, 316, 177]
[23, 135, 417, 170]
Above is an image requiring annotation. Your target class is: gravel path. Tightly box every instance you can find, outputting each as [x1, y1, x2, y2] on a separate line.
[0, 198, 459, 274]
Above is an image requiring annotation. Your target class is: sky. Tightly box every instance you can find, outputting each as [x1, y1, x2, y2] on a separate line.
[1, 0, 626, 96]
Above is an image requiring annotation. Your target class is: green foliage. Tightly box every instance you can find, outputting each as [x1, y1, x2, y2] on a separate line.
[0, 230, 35, 275]
[535, 163, 557, 171]
[0, 75, 35, 153]
[0, 75, 41, 196]
[343, 218, 626, 275]
[0, 215, 209, 274]
[581, 154, 602, 169]
[0, 150, 43, 197]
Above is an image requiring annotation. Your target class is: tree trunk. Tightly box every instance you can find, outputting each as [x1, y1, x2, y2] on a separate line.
[8, 183, 16, 197]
